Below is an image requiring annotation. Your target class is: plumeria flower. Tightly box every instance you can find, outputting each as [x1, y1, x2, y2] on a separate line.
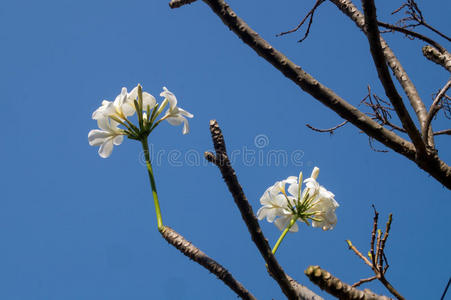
[160, 87, 193, 135]
[88, 117, 125, 158]
[89, 84, 194, 158]
[257, 167, 339, 232]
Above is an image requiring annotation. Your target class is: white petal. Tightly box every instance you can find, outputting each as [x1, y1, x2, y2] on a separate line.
[88, 130, 109, 146]
[285, 176, 297, 184]
[287, 183, 299, 198]
[166, 115, 184, 126]
[257, 206, 281, 222]
[182, 118, 190, 134]
[98, 138, 114, 158]
[160, 87, 177, 109]
[274, 194, 288, 208]
[178, 107, 194, 118]
[97, 117, 110, 131]
[121, 102, 136, 117]
[259, 190, 272, 205]
[112, 135, 124, 145]
[128, 86, 138, 100]
[274, 216, 292, 231]
[142, 92, 156, 109]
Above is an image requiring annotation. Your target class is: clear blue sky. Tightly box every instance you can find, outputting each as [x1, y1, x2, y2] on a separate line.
[1, 0, 450, 299]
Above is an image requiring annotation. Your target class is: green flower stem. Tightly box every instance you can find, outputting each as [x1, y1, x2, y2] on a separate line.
[141, 138, 164, 231]
[271, 217, 297, 255]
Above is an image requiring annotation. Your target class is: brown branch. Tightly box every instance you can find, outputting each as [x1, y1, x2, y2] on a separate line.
[361, 0, 426, 157]
[205, 120, 320, 300]
[160, 226, 257, 300]
[277, 0, 325, 43]
[370, 205, 379, 267]
[423, 78, 451, 144]
[368, 137, 389, 153]
[346, 240, 373, 267]
[441, 277, 451, 300]
[347, 209, 405, 300]
[170, 0, 451, 187]
[361, 86, 408, 135]
[352, 276, 378, 288]
[434, 129, 451, 136]
[329, 0, 428, 138]
[169, 0, 198, 8]
[377, 21, 446, 54]
[305, 266, 392, 300]
[391, 0, 451, 43]
[305, 120, 348, 133]
[422, 45, 451, 73]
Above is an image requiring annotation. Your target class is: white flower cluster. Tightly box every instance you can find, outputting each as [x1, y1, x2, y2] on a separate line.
[257, 167, 339, 232]
[88, 85, 193, 158]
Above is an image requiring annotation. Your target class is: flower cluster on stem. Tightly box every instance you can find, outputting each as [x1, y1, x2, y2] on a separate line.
[257, 167, 339, 253]
[88, 84, 193, 158]
[88, 84, 193, 231]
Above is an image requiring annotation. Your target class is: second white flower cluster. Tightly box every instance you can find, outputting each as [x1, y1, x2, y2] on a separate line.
[88, 85, 193, 158]
[257, 167, 339, 232]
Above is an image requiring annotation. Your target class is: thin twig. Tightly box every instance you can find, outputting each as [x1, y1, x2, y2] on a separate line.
[434, 129, 451, 136]
[277, 0, 325, 43]
[377, 21, 446, 53]
[423, 78, 451, 144]
[346, 240, 373, 267]
[368, 136, 389, 153]
[305, 120, 348, 133]
[391, 0, 451, 42]
[169, 0, 198, 8]
[370, 205, 379, 268]
[352, 276, 378, 288]
[160, 226, 257, 300]
[346, 208, 404, 300]
[441, 277, 451, 300]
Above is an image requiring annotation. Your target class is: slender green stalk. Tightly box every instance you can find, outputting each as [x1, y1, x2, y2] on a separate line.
[271, 217, 297, 254]
[141, 138, 164, 231]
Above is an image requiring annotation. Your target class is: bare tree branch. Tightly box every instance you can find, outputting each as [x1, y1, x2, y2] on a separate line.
[391, 0, 451, 43]
[169, 0, 198, 9]
[361, 0, 426, 157]
[305, 120, 348, 133]
[160, 226, 257, 300]
[329, 0, 428, 142]
[441, 277, 451, 300]
[377, 21, 447, 54]
[277, 0, 325, 43]
[423, 78, 451, 144]
[434, 129, 451, 136]
[361, 86, 407, 134]
[347, 209, 405, 300]
[205, 120, 321, 300]
[170, 0, 451, 188]
[422, 45, 451, 73]
[352, 276, 378, 288]
[305, 266, 392, 300]
[195, 1, 412, 155]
